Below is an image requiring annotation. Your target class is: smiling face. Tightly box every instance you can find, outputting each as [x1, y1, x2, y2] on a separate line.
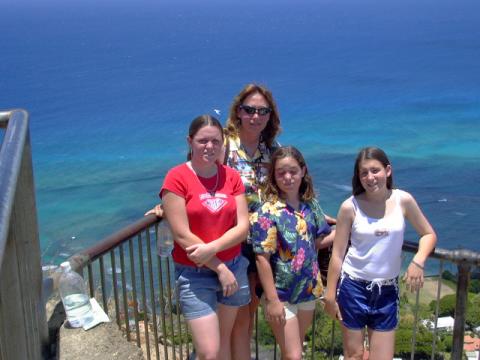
[236, 92, 271, 139]
[274, 156, 306, 199]
[188, 125, 223, 166]
[358, 159, 392, 194]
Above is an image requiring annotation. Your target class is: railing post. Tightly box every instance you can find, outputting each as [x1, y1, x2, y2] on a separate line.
[451, 262, 470, 360]
[0, 110, 48, 359]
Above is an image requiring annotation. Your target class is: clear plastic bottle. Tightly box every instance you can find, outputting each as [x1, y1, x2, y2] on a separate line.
[59, 261, 94, 328]
[157, 220, 174, 257]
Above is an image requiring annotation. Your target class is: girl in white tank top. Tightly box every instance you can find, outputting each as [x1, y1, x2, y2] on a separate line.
[324, 147, 437, 360]
[342, 189, 406, 282]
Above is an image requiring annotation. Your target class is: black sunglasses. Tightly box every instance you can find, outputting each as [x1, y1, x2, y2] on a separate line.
[239, 104, 272, 116]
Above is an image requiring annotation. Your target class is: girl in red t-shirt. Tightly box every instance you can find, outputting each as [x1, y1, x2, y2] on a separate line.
[161, 115, 250, 360]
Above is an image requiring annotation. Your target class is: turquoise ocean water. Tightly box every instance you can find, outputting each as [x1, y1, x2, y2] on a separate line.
[1, 0, 479, 265]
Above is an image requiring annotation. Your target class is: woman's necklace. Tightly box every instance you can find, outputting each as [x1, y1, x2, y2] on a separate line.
[188, 162, 219, 196]
[202, 170, 219, 196]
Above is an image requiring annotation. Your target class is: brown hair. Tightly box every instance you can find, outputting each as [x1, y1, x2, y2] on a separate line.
[224, 83, 281, 149]
[264, 146, 316, 202]
[352, 147, 393, 196]
[187, 115, 223, 160]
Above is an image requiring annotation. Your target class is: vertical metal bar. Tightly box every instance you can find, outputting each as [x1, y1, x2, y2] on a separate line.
[175, 271, 184, 360]
[146, 225, 161, 360]
[99, 256, 108, 313]
[451, 263, 471, 360]
[87, 263, 94, 297]
[119, 243, 131, 341]
[137, 233, 151, 360]
[329, 319, 335, 360]
[129, 238, 141, 348]
[165, 258, 177, 358]
[410, 287, 421, 360]
[431, 260, 444, 360]
[310, 307, 316, 360]
[184, 313, 190, 359]
[157, 250, 169, 360]
[110, 249, 121, 327]
[255, 309, 259, 360]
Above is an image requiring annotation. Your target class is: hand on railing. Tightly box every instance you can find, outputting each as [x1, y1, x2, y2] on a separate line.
[403, 260, 425, 292]
[144, 203, 163, 217]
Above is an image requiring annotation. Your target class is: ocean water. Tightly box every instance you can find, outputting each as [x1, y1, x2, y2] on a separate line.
[1, 0, 479, 264]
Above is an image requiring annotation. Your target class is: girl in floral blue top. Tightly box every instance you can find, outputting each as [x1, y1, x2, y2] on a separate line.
[251, 146, 334, 359]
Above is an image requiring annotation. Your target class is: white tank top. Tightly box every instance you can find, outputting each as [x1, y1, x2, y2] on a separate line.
[342, 189, 406, 281]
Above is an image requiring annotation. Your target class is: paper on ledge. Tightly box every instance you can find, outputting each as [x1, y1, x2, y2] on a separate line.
[83, 298, 110, 330]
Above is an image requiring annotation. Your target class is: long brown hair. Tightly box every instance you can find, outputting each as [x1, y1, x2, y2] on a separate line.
[352, 147, 393, 195]
[264, 146, 316, 202]
[224, 83, 281, 149]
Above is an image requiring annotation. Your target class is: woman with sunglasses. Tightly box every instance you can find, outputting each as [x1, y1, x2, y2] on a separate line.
[146, 84, 282, 359]
[161, 115, 250, 360]
[223, 84, 281, 360]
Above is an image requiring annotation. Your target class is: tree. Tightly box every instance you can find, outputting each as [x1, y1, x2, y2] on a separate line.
[395, 321, 445, 360]
[466, 295, 480, 329]
[469, 279, 480, 294]
[429, 294, 456, 317]
[441, 270, 456, 282]
[395, 325, 442, 359]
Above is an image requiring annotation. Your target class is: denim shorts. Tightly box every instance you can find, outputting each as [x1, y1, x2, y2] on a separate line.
[175, 255, 251, 320]
[337, 273, 399, 331]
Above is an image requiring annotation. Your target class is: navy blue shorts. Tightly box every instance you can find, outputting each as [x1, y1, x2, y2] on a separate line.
[337, 274, 399, 331]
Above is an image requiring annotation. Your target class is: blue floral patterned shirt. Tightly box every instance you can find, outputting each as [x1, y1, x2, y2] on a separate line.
[250, 198, 331, 304]
[225, 135, 279, 213]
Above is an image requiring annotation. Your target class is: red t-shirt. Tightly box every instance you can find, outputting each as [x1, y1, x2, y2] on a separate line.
[160, 163, 245, 266]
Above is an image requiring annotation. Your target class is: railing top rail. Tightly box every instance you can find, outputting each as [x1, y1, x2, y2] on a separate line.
[68, 214, 161, 270]
[403, 240, 480, 266]
[0, 109, 29, 271]
[72, 214, 480, 270]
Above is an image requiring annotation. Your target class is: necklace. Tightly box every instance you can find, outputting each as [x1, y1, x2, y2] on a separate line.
[188, 162, 219, 196]
[202, 170, 219, 196]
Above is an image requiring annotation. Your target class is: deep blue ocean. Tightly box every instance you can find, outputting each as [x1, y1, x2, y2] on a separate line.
[1, 0, 479, 265]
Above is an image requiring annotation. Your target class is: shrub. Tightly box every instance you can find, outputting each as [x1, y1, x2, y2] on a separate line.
[430, 294, 456, 317]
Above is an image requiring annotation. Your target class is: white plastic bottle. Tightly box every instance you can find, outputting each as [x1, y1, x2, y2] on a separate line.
[157, 220, 174, 257]
[59, 261, 93, 328]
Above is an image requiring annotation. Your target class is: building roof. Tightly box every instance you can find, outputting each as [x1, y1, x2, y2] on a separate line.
[421, 316, 455, 330]
[464, 335, 480, 351]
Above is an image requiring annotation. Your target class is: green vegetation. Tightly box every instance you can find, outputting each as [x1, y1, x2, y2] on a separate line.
[429, 294, 457, 317]
[442, 270, 480, 294]
[469, 279, 480, 293]
[466, 295, 480, 329]
[429, 293, 480, 329]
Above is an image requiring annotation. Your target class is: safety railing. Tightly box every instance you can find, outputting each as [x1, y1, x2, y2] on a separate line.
[0, 110, 48, 360]
[53, 214, 480, 360]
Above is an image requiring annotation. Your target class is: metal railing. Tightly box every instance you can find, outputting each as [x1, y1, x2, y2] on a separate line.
[0, 110, 48, 360]
[55, 214, 480, 360]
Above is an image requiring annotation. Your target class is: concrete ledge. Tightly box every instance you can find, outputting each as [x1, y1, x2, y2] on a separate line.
[58, 322, 144, 360]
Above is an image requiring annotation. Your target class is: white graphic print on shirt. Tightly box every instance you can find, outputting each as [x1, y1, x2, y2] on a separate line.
[199, 193, 227, 213]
